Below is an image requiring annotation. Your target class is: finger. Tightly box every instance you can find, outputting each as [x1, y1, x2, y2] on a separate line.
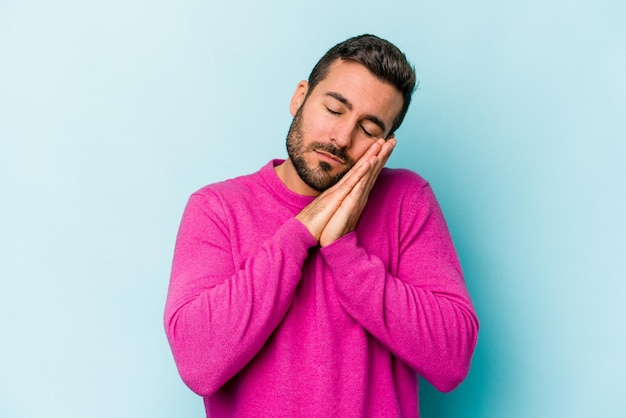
[378, 137, 395, 166]
[347, 138, 384, 169]
[377, 137, 395, 166]
[320, 137, 385, 197]
[335, 173, 371, 224]
[318, 158, 371, 205]
[334, 158, 371, 189]
[362, 137, 395, 188]
[362, 138, 385, 161]
[378, 136, 396, 158]
[338, 138, 385, 187]
[336, 138, 384, 181]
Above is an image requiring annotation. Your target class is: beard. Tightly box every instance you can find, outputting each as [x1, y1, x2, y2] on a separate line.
[285, 107, 355, 192]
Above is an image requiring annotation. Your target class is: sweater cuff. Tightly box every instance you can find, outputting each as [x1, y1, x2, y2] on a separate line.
[286, 217, 319, 249]
[319, 232, 368, 281]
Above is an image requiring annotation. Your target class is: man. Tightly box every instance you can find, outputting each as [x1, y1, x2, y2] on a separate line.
[164, 34, 478, 417]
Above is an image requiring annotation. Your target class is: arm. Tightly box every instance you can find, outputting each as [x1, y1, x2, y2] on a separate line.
[163, 191, 317, 396]
[295, 137, 477, 390]
[320, 184, 479, 392]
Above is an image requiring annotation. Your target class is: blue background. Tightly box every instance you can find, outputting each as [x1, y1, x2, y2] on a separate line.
[1, 1, 624, 417]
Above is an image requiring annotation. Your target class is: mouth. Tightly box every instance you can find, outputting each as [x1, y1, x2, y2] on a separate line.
[314, 149, 345, 165]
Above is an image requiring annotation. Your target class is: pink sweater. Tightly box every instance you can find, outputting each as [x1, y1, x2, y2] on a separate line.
[164, 160, 478, 417]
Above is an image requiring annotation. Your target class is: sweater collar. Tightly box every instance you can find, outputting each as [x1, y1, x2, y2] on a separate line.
[260, 160, 316, 210]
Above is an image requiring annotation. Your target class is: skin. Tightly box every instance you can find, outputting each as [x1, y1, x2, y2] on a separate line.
[275, 59, 404, 247]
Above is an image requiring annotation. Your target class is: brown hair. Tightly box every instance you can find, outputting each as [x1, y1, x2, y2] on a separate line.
[307, 34, 417, 136]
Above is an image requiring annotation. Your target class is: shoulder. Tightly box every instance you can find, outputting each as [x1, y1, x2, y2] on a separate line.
[374, 167, 430, 195]
[177, 170, 264, 223]
[195, 171, 259, 196]
[190, 164, 268, 203]
[368, 167, 441, 217]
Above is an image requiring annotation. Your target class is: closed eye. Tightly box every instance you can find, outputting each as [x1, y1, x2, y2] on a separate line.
[326, 107, 341, 116]
[360, 125, 374, 137]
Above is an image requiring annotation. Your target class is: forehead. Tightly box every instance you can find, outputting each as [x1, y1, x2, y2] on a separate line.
[312, 60, 404, 126]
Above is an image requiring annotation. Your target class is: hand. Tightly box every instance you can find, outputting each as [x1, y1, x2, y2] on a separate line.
[295, 137, 396, 247]
[319, 137, 395, 246]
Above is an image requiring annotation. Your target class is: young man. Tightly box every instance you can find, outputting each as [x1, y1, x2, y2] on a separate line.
[164, 34, 479, 417]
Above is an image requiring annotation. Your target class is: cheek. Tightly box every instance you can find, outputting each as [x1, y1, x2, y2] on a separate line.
[348, 140, 374, 162]
[302, 112, 330, 139]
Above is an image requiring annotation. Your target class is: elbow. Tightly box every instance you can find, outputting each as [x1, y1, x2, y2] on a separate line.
[429, 359, 472, 393]
[163, 310, 225, 398]
[166, 335, 227, 397]
[427, 314, 479, 393]
[177, 362, 224, 397]
[424, 347, 475, 393]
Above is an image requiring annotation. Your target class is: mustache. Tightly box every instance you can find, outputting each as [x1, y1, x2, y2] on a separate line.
[308, 142, 350, 162]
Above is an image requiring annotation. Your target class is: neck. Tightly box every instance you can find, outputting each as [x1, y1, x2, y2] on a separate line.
[275, 159, 321, 197]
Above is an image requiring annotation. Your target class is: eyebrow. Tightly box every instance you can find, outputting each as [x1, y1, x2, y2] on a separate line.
[325, 91, 387, 134]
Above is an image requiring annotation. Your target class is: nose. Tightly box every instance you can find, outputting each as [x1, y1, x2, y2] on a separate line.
[330, 119, 355, 149]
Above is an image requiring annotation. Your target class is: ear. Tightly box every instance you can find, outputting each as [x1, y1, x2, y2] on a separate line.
[289, 80, 309, 116]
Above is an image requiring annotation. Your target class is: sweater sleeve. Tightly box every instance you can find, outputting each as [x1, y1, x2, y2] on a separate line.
[164, 190, 317, 396]
[319, 183, 479, 393]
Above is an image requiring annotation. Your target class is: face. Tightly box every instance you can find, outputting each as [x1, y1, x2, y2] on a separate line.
[284, 59, 404, 194]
